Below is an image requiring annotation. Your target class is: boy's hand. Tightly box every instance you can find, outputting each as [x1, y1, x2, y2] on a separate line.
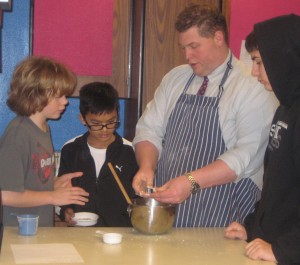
[53, 172, 89, 207]
[224, 221, 247, 240]
[64, 208, 76, 226]
[246, 238, 277, 262]
[54, 172, 83, 189]
[52, 186, 89, 206]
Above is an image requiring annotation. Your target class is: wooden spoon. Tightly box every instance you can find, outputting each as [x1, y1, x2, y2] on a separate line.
[108, 162, 133, 205]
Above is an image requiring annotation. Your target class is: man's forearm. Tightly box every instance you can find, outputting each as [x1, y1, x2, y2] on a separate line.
[192, 159, 237, 189]
[135, 141, 159, 171]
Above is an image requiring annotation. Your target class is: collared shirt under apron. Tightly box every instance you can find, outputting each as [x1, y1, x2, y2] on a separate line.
[155, 55, 260, 227]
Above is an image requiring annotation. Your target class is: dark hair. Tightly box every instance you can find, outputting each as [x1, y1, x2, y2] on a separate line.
[79, 82, 120, 118]
[245, 31, 259, 53]
[175, 4, 228, 44]
[7, 56, 76, 116]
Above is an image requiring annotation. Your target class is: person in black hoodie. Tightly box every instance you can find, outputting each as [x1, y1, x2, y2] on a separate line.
[58, 82, 138, 227]
[225, 14, 300, 265]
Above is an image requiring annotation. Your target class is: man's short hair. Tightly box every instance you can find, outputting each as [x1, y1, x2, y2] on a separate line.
[175, 4, 228, 44]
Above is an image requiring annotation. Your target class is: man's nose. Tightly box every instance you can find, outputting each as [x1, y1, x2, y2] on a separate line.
[184, 49, 192, 62]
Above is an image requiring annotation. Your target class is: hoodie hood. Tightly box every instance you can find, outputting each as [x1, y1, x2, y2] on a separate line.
[254, 14, 300, 107]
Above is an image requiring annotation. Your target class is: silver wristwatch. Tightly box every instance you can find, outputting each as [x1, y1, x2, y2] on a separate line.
[185, 172, 200, 194]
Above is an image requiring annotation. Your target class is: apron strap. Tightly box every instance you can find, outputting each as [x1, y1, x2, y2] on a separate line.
[183, 73, 196, 93]
[185, 53, 233, 98]
[219, 53, 233, 92]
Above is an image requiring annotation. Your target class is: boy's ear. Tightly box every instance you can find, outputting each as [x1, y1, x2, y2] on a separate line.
[79, 114, 86, 125]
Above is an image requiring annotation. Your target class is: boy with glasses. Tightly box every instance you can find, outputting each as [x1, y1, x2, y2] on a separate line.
[58, 82, 138, 227]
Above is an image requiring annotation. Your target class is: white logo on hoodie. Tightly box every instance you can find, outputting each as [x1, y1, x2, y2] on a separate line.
[115, 165, 123, 172]
[269, 121, 288, 149]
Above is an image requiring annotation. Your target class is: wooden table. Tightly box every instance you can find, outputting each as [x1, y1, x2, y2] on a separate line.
[0, 227, 276, 265]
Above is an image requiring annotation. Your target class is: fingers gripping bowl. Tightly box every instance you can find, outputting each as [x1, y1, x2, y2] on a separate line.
[128, 198, 175, 235]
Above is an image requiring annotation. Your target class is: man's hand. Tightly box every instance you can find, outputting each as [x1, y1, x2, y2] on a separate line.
[150, 175, 191, 204]
[132, 169, 155, 196]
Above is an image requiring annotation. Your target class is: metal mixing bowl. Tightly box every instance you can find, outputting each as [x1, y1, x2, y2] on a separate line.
[127, 197, 175, 235]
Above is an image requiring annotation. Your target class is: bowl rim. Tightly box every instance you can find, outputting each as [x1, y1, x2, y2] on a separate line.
[72, 212, 99, 219]
[131, 197, 175, 207]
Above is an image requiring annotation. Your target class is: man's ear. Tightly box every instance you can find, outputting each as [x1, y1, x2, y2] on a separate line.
[214, 30, 225, 46]
[79, 114, 86, 125]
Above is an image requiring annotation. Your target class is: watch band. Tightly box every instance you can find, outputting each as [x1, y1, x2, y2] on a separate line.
[185, 172, 200, 194]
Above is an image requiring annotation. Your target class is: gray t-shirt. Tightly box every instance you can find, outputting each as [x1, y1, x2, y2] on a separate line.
[0, 116, 55, 226]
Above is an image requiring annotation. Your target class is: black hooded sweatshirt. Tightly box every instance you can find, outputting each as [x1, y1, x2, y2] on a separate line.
[244, 14, 300, 265]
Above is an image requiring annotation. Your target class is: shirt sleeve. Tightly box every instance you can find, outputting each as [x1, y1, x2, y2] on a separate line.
[272, 115, 300, 265]
[217, 73, 278, 186]
[272, 220, 300, 265]
[133, 65, 192, 157]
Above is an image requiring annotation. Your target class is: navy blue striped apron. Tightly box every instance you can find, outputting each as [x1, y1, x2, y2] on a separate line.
[156, 55, 260, 227]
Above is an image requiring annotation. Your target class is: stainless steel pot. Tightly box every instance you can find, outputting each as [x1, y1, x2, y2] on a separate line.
[127, 197, 175, 235]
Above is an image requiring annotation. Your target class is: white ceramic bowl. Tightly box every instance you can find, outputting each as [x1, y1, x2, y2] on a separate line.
[102, 233, 122, 244]
[72, 212, 99, 226]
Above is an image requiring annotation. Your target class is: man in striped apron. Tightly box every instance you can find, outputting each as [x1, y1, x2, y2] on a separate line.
[132, 4, 278, 227]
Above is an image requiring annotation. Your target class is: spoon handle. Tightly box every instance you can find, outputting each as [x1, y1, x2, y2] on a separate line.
[108, 162, 133, 205]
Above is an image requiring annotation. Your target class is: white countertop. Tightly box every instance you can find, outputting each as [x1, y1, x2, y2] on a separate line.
[0, 227, 276, 265]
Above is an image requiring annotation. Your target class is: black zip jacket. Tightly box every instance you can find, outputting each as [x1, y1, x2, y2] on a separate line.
[58, 132, 138, 227]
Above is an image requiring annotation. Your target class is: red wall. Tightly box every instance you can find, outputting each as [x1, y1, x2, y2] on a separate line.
[33, 0, 114, 76]
[230, 0, 300, 58]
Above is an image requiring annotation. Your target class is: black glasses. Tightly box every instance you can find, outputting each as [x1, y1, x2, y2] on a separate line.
[85, 120, 120, 131]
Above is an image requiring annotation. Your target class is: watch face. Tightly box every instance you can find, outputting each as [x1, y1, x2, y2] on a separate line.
[191, 181, 200, 194]
[192, 184, 198, 194]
